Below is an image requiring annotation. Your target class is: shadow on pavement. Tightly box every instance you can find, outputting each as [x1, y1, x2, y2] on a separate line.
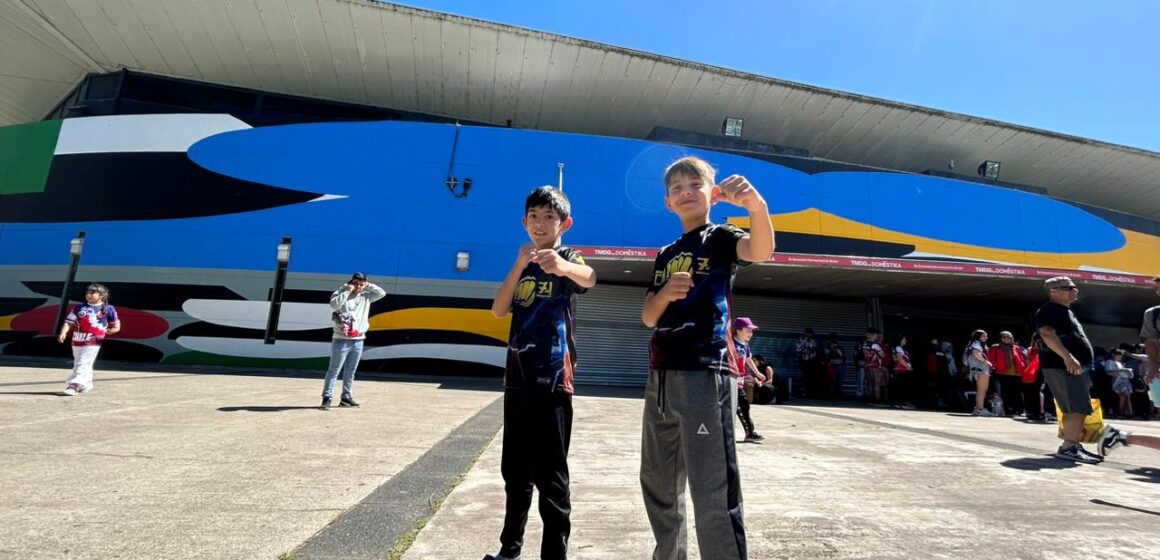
[0, 391, 68, 396]
[1091, 499, 1160, 516]
[1123, 467, 1160, 484]
[1000, 457, 1080, 471]
[217, 406, 323, 412]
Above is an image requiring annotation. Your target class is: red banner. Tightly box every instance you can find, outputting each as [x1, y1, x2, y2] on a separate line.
[571, 246, 1154, 287]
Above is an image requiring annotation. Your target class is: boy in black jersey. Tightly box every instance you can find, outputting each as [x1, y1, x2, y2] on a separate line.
[640, 156, 775, 560]
[487, 186, 597, 560]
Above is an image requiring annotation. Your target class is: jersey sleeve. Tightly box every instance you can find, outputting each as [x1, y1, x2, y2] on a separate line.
[712, 223, 748, 266]
[105, 305, 119, 324]
[558, 247, 589, 295]
[65, 304, 81, 325]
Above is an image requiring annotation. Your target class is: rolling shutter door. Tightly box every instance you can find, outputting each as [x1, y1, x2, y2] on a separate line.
[731, 294, 866, 393]
[574, 284, 652, 386]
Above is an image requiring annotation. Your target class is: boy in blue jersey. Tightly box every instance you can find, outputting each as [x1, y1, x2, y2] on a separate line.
[640, 156, 775, 560]
[487, 186, 597, 560]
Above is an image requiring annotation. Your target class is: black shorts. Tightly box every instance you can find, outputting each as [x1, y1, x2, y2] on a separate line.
[1042, 368, 1093, 415]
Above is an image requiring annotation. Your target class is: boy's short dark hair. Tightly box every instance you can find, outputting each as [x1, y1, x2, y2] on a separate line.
[86, 283, 109, 301]
[525, 186, 571, 220]
[663, 156, 716, 188]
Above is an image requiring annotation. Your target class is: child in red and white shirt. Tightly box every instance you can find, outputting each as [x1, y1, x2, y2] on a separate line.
[57, 283, 120, 396]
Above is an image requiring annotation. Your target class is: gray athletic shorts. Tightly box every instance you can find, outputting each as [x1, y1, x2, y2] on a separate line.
[1042, 367, 1093, 415]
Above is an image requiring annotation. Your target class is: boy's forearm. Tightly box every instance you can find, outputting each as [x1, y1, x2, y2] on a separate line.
[743, 200, 775, 261]
[641, 293, 668, 328]
[561, 261, 597, 288]
[108, 321, 121, 335]
[490, 259, 526, 318]
[1146, 339, 1160, 378]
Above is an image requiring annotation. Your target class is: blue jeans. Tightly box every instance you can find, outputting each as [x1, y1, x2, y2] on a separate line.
[322, 338, 364, 399]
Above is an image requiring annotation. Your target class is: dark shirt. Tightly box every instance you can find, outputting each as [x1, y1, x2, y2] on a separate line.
[1034, 301, 1094, 370]
[646, 223, 746, 373]
[505, 247, 587, 394]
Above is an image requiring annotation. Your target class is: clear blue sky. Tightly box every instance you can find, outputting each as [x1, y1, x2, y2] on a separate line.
[396, 0, 1160, 152]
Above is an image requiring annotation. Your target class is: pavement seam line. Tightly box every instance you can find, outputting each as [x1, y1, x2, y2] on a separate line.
[291, 394, 505, 560]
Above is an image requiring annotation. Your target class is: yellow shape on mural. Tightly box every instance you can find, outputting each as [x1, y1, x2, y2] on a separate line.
[369, 307, 510, 343]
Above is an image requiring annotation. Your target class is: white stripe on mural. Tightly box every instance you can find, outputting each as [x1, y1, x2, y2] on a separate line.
[174, 337, 505, 366]
[175, 337, 328, 359]
[362, 343, 506, 367]
[55, 114, 250, 155]
[182, 299, 331, 331]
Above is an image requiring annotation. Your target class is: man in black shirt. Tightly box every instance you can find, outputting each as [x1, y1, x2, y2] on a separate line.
[1035, 276, 1100, 464]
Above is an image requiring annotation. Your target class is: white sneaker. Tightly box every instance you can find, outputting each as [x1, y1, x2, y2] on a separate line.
[973, 408, 996, 417]
[1098, 426, 1130, 457]
[77, 385, 93, 394]
[62, 384, 78, 396]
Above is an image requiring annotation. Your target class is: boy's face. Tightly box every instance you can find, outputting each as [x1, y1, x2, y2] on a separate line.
[664, 173, 717, 219]
[736, 327, 754, 342]
[522, 205, 572, 248]
[85, 290, 104, 305]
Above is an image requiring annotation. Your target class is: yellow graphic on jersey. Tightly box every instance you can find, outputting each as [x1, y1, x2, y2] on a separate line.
[655, 252, 694, 286]
[514, 276, 538, 307]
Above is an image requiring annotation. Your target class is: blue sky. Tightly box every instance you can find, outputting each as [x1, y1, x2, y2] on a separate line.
[397, 0, 1160, 152]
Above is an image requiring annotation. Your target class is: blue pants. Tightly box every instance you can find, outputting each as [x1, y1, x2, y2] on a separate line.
[322, 338, 364, 399]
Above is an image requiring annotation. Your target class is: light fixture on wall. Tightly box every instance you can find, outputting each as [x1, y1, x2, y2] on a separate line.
[456, 251, 470, 272]
[977, 160, 1001, 180]
[722, 117, 744, 138]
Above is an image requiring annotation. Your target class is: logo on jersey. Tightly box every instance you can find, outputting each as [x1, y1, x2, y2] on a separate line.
[514, 276, 538, 307]
[654, 252, 709, 286]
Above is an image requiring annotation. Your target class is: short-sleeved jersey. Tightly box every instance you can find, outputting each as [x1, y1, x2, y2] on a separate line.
[1035, 301, 1093, 369]
[1141, 305, 1160, 341]
[862, 340, 885, 369]
[66, 303, 118, 347]
[504, 247, 587, 394]
[796, 336, 818, 361]
[646, 223, 747, 373]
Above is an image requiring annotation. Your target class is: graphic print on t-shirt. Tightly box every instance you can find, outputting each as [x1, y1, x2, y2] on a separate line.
[505, 248, 586, 394]
[648, 224, 745, 373]
[67, 303, 118, 346]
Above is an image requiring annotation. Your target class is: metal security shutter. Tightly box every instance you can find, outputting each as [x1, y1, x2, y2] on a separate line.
[574, 284, 653, 387]
[731, 294, 867, 394]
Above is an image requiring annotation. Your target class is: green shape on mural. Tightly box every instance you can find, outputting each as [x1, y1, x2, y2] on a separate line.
[0, 120, 61, 195]
[163, 351, 329, 370]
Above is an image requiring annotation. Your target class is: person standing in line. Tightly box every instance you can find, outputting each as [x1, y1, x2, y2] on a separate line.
[732, 316, 766, 442]
[57, 283, 120, 396]
[890, 335, 916, 410]
[1035, 277, 1102, 463]
[965, 330, 995, 416]
[486, 186, 596, 560]
[640, 156, 774, 560]
[823, 333, 845, 397]
[795, 327, 822, 398]
[987, 331, 1027, 416]
[861, 328, 887, 403]
[320, 272, 386, 410]
[1100, 275, 1160, 456]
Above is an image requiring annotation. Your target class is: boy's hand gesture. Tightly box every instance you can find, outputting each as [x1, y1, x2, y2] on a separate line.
[531, 249, 566, 276]
[716, 175, 765, 212]
[658, 271, 693, 302]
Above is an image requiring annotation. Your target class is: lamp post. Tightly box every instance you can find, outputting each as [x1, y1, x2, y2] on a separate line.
[53, 231, 86, 336]
[264, 236, 292, 345]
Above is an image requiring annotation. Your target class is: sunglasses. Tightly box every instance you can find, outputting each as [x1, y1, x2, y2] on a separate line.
[1053, 286, 1078, 291]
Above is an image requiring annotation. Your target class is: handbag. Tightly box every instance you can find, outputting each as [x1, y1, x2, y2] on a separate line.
[1055, 398, 1105, 443]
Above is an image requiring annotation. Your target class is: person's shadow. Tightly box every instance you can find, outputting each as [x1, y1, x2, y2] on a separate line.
[1000, 457, 1081, 471]
[1123, 467, 1160, 484]
[1091, 499, 1160, 516]
[0, 391, 73, 396]
[217, 406, 323, 412]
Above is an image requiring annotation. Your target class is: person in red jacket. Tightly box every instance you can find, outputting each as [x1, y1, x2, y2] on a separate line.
[987, 331, 1028, 416]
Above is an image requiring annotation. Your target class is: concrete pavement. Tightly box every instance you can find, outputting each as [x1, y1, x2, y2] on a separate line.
[2, 364, 1160, 559]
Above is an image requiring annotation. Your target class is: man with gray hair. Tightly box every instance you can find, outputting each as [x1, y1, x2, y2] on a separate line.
[1035, 276, 1101, 464]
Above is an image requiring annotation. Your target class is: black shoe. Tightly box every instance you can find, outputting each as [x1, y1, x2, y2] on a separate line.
[340, 395, 360, 407]
[1054, 445, 1099, 464]
[320, 397, 331, 410]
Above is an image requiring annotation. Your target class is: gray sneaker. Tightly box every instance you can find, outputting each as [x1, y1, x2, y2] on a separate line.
[973, 408, 996, 417]
[1098, 426, 1130, 457]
